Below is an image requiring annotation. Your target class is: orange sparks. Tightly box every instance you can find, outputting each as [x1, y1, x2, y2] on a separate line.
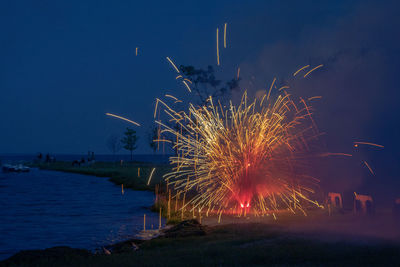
[363, 161, 374, 175]
[304, 64, 324, 78]
[166, 57, 180, 73]
[278, 86, 290, 91]
[182, 80, 192, 92]
[147, 168, 156, 185]
[161, 91, 324, 217]
[153, 99, 159, 119]
[153, 139, 172, 143]
[308, 96, 322, 101]
[237, 67, 240, 79]
[318, 153, 353, 157]
[267, 77, 276, 100]
[224, 23, 227, 48]
[216, 28, 220, 65]
[105, 113, 140, 127]
[165, 94, 178, 101]
[135, 47, 138, 56]
[354, 141, 384, 148]
[293, 65, 310, 76]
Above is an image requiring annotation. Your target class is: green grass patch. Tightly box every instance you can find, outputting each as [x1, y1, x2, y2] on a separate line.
[29, 161, 171, 191]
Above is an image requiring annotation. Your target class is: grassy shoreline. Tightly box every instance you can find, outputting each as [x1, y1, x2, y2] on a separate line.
[28, 161, 171, 191]
[3, 218, 400, 266]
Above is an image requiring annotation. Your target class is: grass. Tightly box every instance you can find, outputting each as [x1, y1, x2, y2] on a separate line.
[4, 222, 400, 266]
[29, 161, 171, 191]
[151, 197, 197, 225]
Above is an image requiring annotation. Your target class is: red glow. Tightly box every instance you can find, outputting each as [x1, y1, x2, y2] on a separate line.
[239, 203, 250, 209]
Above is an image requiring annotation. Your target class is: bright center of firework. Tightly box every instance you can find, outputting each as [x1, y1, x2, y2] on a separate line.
[240, 203, 250, 208]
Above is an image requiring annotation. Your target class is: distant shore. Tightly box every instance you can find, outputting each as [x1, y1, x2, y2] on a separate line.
[28, 161, 170, 191]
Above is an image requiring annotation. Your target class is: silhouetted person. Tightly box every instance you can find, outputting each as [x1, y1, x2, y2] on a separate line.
[37, 153, 43, 161]
[45, 153, 50, 163]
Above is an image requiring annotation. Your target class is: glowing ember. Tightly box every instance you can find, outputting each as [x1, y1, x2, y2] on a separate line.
[303, 64, 324, 78]
[354, 141, 384, 148]
[216, 28, 220, 66]
[105, 113, 141, 127]
[224, 22, 227, 48]
[147, 167, 156, 186]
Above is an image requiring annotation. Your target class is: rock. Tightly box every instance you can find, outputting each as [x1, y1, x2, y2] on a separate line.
[1, 246, 91, 266]
[161, 219, 207, 238]
[103, 239, 145, 254]
[102, 247, 111, 255]
[131, 242, 140, 251]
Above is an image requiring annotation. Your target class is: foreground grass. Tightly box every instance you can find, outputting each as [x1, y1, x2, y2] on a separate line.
[4, 223, 400, 266]
[29, 161, 171, 191]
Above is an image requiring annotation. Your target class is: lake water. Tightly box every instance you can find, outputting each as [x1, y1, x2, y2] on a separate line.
[0, 168, 163, 260]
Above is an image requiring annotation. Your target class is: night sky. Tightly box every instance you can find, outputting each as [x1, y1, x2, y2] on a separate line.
[1, 1, 399, 200]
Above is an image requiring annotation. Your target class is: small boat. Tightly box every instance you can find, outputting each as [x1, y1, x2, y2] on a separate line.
[2, 164, 30, 173]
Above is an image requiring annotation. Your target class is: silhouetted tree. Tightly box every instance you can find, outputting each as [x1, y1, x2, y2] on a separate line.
[148, 126, 158, 153]
[179, 65, 240, 105]
[121, 128, 138, 161]
[106, 134, 122, 158]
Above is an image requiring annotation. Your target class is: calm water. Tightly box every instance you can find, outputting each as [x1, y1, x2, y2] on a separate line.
[0, 168, 163, 260]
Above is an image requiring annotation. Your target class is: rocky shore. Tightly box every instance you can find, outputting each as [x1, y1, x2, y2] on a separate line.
[1, 220, 206, 266]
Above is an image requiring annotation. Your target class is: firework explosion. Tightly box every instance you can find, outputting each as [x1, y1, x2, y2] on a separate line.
[104, 25, 363, 219]
[157, 88, 324, 217]
[102, 18, 386, 223]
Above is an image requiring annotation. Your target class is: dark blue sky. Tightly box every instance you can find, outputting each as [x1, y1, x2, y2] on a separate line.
[1, 0, 364, 154]
[1, 0, 400, 197]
